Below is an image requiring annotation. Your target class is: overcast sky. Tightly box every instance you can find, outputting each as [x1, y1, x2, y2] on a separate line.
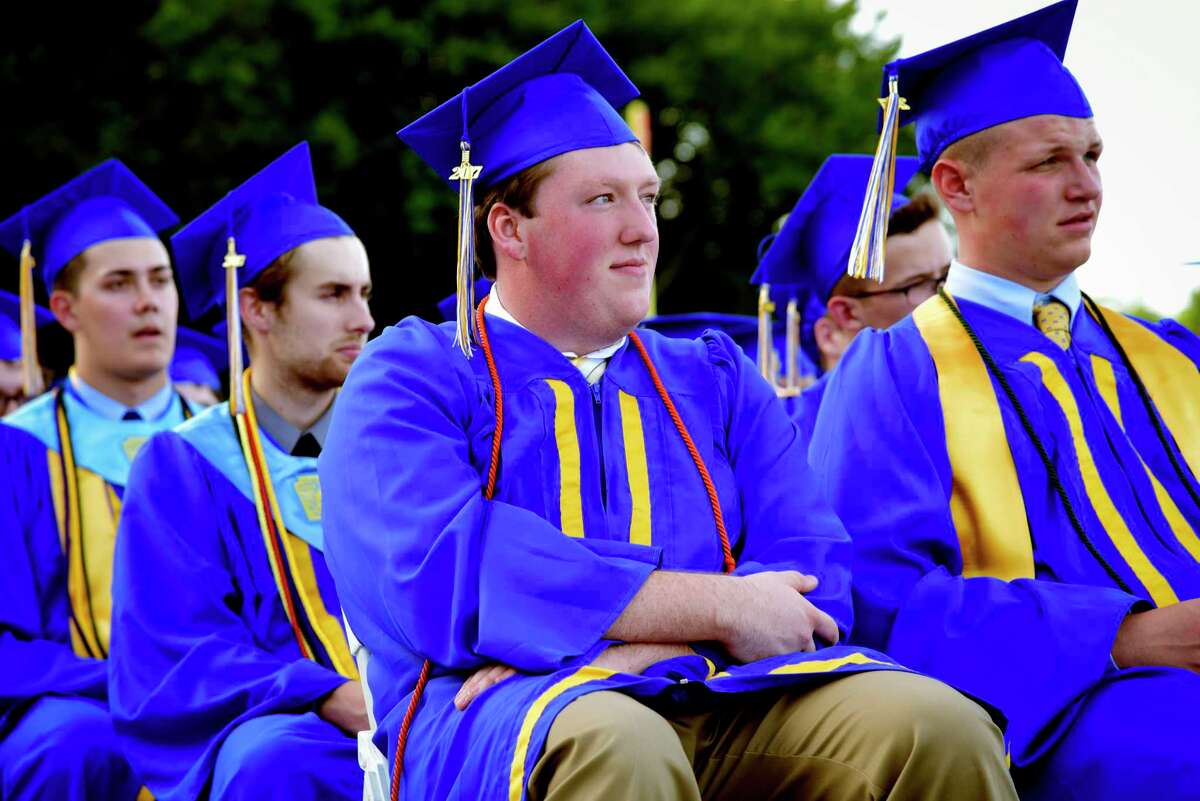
[850, 0, 1200, 316]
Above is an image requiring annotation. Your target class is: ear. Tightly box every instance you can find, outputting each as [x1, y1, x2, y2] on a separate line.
[49, 290, 81, 334]
[487, 203, 528, 265]
[825, 295, 864, 328]
[812, 316, 839, 360]
[238, 286, 273, 339]
[931, 158, 974, 215]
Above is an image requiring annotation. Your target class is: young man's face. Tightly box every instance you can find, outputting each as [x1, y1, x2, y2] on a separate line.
[969, 115, 1103, 282]
[52, 237, 178, 382]
[258, 236, 373, 391]
[520, 142, 661, 347]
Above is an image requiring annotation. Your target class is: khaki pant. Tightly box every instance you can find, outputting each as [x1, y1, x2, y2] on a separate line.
[528, 670, 1016, 801]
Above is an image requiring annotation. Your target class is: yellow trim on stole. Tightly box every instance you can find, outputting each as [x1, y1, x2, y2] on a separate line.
[911, 298, 1035, 580]
[618, 391, 652, 546]
[1093, 307, 1200, 479]
[1022, 353, 1178, 606]
[507, 667, 617, 801]
[545, 380, 585, 538]
[1091, 356, 1200, 566]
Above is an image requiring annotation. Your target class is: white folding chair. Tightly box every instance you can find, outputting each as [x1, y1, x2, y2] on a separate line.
[343, 615, 390, 801]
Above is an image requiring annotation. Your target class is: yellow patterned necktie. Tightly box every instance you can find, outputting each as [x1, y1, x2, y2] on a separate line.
[1033, 297, 1072, 350]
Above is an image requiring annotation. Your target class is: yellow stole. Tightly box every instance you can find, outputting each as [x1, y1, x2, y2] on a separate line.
[912, 295, 1200, 585]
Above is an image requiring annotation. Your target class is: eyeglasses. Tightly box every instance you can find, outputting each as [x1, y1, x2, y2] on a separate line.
[850, 267, 950, 305]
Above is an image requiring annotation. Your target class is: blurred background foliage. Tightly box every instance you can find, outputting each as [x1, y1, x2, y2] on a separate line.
[4, 0, 1193, 332]
[1, 0, 898, 329]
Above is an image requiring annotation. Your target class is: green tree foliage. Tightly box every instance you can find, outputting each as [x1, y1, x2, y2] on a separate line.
[1176, 289, 1200, 333]
[2, 0, 896, 326]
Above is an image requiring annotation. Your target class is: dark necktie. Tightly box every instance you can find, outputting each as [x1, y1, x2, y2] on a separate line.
[292, 432, 321, 458]
[122, 410, 143, 421]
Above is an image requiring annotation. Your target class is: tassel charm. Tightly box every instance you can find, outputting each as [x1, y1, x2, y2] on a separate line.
[450, 141, 483, 357]
[847, 74, 909, 283]
[223, 236, 247, 413]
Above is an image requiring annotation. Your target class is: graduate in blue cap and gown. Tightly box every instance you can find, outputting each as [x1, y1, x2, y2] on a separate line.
[171, 325, 226, 407]
[109, 141, 373, 801]
[320, 21, 1016, 801]
[0, 289, 57, 415]
[753, 154, 949, 439]
[809, 2, 1200, 798]
[0, 160, 191, 800]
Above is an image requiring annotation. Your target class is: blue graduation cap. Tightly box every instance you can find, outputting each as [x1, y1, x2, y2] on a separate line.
[397, 20, 640, 356]
[848, 0, 1089, 285]
[0, 160, 178, 295]
[170, 141, 353, 410]
[437, 278, 493, 322]
[171, 326, 226, 390]
[170, 141, 354, 321]
[754, 154, 920, 305]
[0, 290, 55, 362]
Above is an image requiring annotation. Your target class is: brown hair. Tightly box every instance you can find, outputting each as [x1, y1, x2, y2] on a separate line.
[828, 192, 943, 299]
[472, 160, 556, 279]
[53, 254, 88, 294]
[240, 247, 300, 346]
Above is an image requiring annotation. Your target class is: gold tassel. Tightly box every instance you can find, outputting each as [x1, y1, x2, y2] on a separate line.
[449, 141, 483, 357]
[223, 237, 246, 414]
[18, 239, 43, 398]
[757, 283, 776, 386]
[847, 74, 910, 283]
[785, 297, 800, 391]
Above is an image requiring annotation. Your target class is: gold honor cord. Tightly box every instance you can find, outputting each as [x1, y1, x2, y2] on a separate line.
[847, 75, 909, 284]
[53, 390, 104, 659]
[18, 239, 44, 398]
[233, 370, 357, 678]
[450, 142, 483, 357]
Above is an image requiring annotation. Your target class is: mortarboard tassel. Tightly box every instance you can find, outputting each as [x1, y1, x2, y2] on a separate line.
[847, 74, 909, 283]
[757, 283, 776, 386]
[785, 297, 800, 392]
[450, 141, 483, 358]
[18, 238, 44, 398]
[223, 236, 246, 413]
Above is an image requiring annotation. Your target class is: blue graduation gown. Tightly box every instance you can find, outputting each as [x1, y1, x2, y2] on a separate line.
[0, 386, 191, 799]
[810, 296, 1200, 774]
[321, 316, 911, 801]
[110, 404, 358, 801]
[787, 369, 830, 448]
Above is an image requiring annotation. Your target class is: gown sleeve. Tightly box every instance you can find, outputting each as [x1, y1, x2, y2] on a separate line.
[702, 332, 855, 639]
[0, 425, 107, 724]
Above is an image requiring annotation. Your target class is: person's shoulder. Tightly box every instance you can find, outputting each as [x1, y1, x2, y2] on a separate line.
[2, 391, 59, 450]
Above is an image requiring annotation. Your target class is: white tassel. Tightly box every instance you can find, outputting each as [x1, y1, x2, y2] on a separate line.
[223, 236, 247, 413]
[847, 74, 909, 283]
[450, 141, 483, 357]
